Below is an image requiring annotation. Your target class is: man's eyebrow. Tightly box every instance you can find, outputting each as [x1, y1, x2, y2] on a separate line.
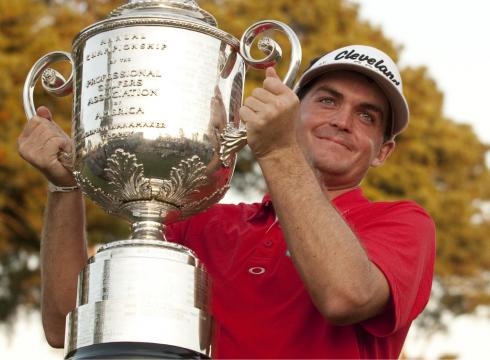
[360, 102, 385, 118]
[312, 86, 343, 98]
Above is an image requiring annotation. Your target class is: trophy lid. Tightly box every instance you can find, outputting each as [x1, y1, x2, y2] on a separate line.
[109, 0, 217, 27]
[72, 0, 239, 51]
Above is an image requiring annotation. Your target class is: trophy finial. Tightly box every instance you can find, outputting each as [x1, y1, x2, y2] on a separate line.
[112, 0, 216, 26]
[128, 0, 198, 4]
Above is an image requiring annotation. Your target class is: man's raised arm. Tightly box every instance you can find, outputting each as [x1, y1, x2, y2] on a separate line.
[18, 106, 87, 347]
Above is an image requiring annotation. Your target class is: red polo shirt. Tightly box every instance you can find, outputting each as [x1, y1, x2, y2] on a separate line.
[166, 187, 435, 359]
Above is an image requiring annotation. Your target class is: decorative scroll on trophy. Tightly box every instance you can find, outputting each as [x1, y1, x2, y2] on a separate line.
[23, 1, 301, 358]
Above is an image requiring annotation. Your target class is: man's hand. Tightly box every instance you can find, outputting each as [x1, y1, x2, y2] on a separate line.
[17, 106, 76, 187]
[239, 67, 300, 160]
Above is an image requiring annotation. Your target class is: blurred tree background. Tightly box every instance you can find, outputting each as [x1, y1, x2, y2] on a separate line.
[1, 0, 490, 336]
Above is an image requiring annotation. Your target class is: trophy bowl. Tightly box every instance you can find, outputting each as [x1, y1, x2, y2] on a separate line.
[23, 0, 301, 358]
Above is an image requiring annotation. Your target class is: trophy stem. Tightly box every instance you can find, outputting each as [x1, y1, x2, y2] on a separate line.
[131, 220, 166, 240]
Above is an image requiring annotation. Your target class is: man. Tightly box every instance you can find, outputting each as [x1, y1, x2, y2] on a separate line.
[18, 45, 435, 358]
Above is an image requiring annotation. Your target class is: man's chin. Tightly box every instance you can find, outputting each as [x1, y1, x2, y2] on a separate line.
[301, 148, 352, 174]
[310, 155, 352, 174]
[312, 161, 351, 177]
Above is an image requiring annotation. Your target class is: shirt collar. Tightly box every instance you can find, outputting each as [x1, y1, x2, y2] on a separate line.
[246, 193, 273, 222]
[247, 187, 368, 222]
[331, 187, 369, 216]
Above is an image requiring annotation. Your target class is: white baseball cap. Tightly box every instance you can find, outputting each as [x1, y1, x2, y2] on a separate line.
[294, 45, 409, 138]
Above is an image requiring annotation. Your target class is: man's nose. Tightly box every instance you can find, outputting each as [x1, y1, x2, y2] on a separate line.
[329, 107, 353, 132]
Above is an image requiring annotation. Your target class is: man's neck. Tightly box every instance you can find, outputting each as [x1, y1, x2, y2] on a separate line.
[323, 186, 358, 201]
[315, 171, 360, 201]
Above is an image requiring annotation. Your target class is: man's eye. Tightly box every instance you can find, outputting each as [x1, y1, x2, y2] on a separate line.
[319, 97, 335, 105]
[359, 112, 374, 123]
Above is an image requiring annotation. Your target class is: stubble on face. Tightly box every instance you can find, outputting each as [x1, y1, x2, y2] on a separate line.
[295, 71, 391, 191]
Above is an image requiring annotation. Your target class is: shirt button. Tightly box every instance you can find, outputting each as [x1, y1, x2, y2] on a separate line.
[248, 266, 266, 275]
[264, 240, 273, 247]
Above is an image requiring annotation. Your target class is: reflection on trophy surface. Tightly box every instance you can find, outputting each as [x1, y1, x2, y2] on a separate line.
[23, 0, 301, 358]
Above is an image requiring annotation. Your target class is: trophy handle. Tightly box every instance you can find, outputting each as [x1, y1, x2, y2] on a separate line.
[23, 51, 74, 120]
[219, 20, 302, 166]
[23, 51, 75, 169]
[240, 20, 302, 88]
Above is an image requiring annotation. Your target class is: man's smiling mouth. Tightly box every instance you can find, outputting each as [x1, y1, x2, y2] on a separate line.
[317, 136, 352, 151]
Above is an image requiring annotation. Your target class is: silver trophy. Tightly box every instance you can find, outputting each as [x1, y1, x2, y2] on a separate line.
[23, 1, 301, 358]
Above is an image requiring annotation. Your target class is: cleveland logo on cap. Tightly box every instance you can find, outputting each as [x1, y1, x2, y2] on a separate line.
[333, 49, 401, 86]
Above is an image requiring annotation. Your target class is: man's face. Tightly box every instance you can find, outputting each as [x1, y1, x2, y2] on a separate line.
[296, 70, 395, 189]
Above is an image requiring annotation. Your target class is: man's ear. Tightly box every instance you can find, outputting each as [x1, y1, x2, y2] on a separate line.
[371, 140, 395, 168]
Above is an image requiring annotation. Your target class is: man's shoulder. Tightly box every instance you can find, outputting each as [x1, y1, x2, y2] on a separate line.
[375, 199, 433, 222]
[369, 198, 431, 216]
[335, 188, 432, 221]
[347, 196, 435, 230]
[337, 187, 428, 216]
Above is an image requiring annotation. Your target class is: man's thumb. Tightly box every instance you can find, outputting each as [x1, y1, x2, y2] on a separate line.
[36, 106, 53, 121]
[266, 67, 280, 79]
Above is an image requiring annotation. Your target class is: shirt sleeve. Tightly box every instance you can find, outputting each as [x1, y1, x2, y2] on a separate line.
[357, 201, 436, 337]
[165, 219, 189, 246]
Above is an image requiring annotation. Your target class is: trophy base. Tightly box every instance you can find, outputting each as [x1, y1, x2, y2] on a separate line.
[66, 341, 209, 359]
[65, 240, 212, 358]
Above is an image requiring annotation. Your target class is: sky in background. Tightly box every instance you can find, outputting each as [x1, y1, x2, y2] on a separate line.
[2, 0, 490, 359]
[353, 0, 490, 143]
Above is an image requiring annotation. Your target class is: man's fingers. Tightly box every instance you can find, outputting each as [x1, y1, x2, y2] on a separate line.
[19, 116, 42, 140]
[19, 131, 58, 165]
[23, 115, 65, 141]
[18, 106, 77, 185]
[251, 88, 276, 104]
[44, 136, 74, 169]
[22, 106, 57, 140]
[243, 96, 267, 113]
[18, 116, 71, 166]
[239, 106, 258, 124]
